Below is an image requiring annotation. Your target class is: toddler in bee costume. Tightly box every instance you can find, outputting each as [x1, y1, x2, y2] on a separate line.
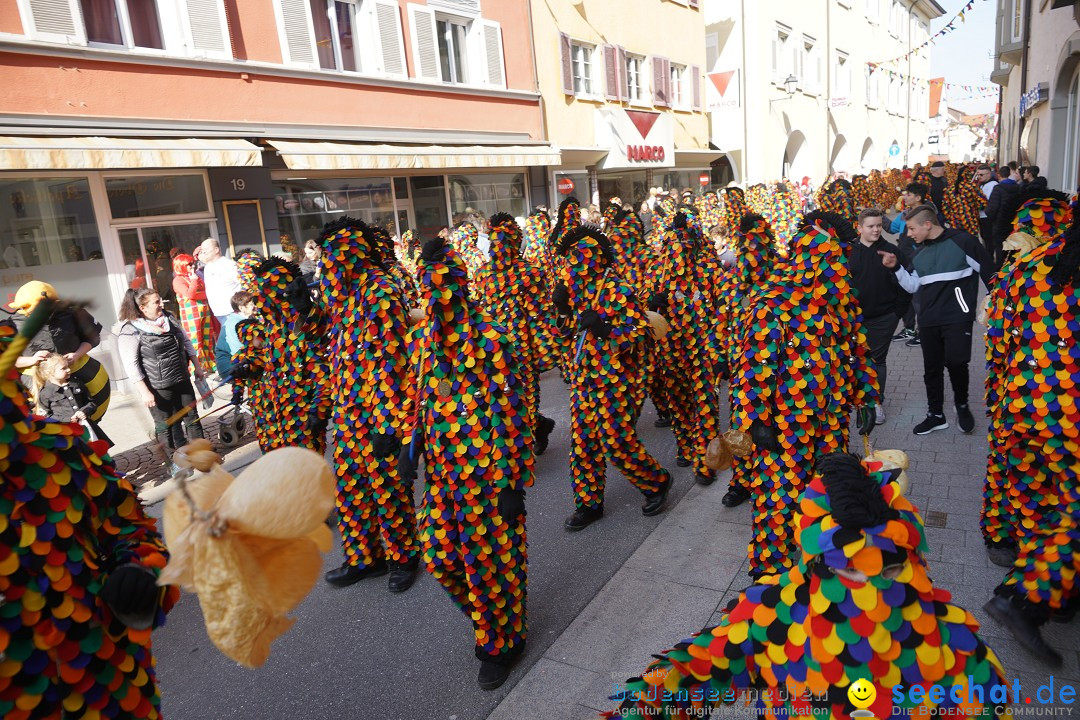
[472, 213, 557, 455]
[0, 313, 178, 719]
[981, 206, 1079, 669]
[553, 226, 673, 531]
[401, 237, 532, 690]
[316, 217, 420, 591]
[607, 453, 1009, 720]
[730, 212, 879, 577]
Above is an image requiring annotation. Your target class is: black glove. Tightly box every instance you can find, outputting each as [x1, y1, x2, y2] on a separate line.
[578, 309, 613, 340]
[372, 431, 402, 459]
[421, 237, 448, 264]
[398, 430, 424, 483]
[856, 405, 876, 437]
[497, 486, 526, 523]
[307, 413, 328, 441]
[750, 419, 780, 453]
[647, 292, 669, 313]
[229, 361, 259, 381]
[100, 565, 159, 621]
[552, 283, 571, 316]
[230, 384, 245, 406]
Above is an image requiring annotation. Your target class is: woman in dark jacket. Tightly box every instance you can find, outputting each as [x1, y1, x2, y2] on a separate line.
[117, 287, 206, 452]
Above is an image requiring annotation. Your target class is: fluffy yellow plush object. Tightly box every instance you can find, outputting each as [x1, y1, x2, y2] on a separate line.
[160, 440, 335, 668]
[866, 448, 911, 496]
[645, 310, 670, 341]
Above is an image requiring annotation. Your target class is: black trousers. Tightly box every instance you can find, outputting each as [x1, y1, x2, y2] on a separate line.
[149, 380, 205, 450]
[919, 322, 973, 416]
[980, 217, 1003, 271]
[862, 312, 896, 404]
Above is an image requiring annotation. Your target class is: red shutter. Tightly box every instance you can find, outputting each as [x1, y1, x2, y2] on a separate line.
[603, 44, 618, 101]
[652, 56, 668, 107]
[691, 64, 702, 110]
[560, 33, 573, 95]
[617, 46, 628, 101]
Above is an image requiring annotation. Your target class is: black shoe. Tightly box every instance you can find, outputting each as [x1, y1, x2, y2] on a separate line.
[535, 415, 556, 456]
[721, 486, 750, 508]
[676, 456, 691, 468]
[695, 471, 716, 486]
[913, 413, 949, 435]
[642, 472, 672, 516]
[654, 412, 672, 428]
[388, 556, 420, 593]
[956, 403, 975, 434]
[983, 596, 1063, 668]
[564, 504, 604, 531]
[478, 660, 511, 690]
[325, 559, 388, 587]
[904, 335, 921, 347]
[986, 542, 1019, 567]
[892, 328, 916, 342]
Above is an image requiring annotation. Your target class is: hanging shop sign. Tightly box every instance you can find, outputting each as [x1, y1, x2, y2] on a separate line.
[595, 108, 674, 170]
[1020, 83, 1049, 118]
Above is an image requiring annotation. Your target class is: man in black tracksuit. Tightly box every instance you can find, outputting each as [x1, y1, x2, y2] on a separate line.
[879, 204, 994, 436]
[849, 207, 908, 425]
[985, 167, 1022, 271]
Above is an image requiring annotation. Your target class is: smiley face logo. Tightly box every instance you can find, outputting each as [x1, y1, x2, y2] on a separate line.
[847, 679, 877, 709]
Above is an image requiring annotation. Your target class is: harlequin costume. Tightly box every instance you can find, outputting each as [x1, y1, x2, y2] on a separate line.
[373, 225, 419, 308]
[817, 179, 857, 229]
[769, 183, 801, 249]
[851, 174, 873, 210]
[0, 316, 179, 720]
[403, 237, 532, 690]
[980, 189, 1074, 560]
[554, 226, 673, 531]
[942, 172, 985, 239]
[730, 212, 879, 577]
[247, 257, 331, 453]
[522, 209, 553, 270]
[471, 213, 557, 455]
[606, 453, 1009, 720]
[449, 222, 488, 288]
[171, 255, 219, 375]
[316, 217, 420, 589]
[230, 318, 272, 450]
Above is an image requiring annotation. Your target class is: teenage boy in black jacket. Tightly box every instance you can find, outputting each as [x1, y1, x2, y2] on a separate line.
[849, 208, 908, 426]
[879, 204, 994, 436]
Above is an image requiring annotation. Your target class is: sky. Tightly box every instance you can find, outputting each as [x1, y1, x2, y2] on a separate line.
[928, 0, 999, 116]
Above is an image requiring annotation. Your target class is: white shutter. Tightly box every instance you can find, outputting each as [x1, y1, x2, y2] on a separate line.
[182, 0, 232, 59]
[691, 64, 702, 111]
[408, 3, 439, 81]
[275, 0, 317, 67]
[771, 36, 781, 83]
[373, 0, 406, 76]
[478, 19, 504, 87]
[23, 0, 86, 44]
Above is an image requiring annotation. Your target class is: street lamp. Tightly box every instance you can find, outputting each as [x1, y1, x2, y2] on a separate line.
[771, 75, 799, 107]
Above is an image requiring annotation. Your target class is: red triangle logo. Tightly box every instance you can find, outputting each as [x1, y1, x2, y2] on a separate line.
[709, 71, 735, 97]
[626, 110, 660, 140]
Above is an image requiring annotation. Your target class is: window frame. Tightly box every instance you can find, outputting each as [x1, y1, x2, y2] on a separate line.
[800, 35, 820, 95]
[435, 12, 470, 84]
[669, 62, 688, 109]
[625, 52, 647, 104]
[79, 0, 166, 52]
[570, 40, 598, 98]
[833, 50, 851, 99]
[773, 23, 793, 85]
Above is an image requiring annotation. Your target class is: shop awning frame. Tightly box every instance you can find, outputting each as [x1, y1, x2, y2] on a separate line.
[0, 136, 262, 170]
[269, 140, 561, 171]
[672, 149, 726, 168]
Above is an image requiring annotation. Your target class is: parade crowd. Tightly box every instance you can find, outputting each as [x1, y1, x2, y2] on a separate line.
[1, 158, 1078, 719]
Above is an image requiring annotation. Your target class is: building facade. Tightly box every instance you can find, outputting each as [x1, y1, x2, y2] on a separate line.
[992, 0, 1080, 193]
[529, 0, 714, 206]
[0, 0, 552, 324]
[705, 0, 944, 186]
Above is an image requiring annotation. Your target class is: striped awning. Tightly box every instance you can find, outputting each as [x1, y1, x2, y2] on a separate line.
[0, 136, 263, 170]
[270, 140, 562, 171]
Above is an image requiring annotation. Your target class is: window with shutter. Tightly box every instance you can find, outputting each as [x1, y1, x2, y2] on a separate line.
[691, 64, 701, 111]
[560, 33, 573, 95]
[478, 19, 504, 87]
[407, 3, 439, 80]
[23, 0, 85, 43]
[275, 0, 317, 66]
[182, 0, 230, 58]
[373, 0, 406, 76]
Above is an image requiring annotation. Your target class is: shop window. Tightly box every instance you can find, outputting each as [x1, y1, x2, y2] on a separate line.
[0, 177, 106, 311]
[105, 174, 210, 219]
[275, 178, 396, 248]
[448, 173, 526, 221]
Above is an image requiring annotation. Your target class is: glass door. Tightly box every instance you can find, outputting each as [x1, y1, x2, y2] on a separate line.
[118, 222, 214, 317]
[409, 176, 450, 240]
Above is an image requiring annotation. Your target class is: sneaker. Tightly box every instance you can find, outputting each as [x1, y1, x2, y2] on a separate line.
[913, 413, 949, 435]
[874, 404, 886, 425]
[892, 328, 916, 341]
[904, 335, 921, 347]
[956, 403, 975, 434]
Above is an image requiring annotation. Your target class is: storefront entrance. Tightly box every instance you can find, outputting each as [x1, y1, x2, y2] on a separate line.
[118, 221, 217, 315]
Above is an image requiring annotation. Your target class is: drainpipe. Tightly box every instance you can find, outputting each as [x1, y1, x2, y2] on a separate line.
[1016, 0, 1032, 163]
[905, 0, 916, 166]
[826, 0, 832, 175]
[740, 0, 749, 183]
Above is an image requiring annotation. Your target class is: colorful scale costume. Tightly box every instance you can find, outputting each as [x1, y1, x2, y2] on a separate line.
[943, 173, 986, 239]
[650, 209, 723, 483]
[851, 174, 873, 210]
[449, 222, 488, 292]
[730, 213, 879, 577]
[404, 238, 532, 666]
[606, 453, 1009, 720]
[0, 321, 179, 719]
[521, 210, 552, 269]
[769, 183, 801, 249]
[373, 226, 419, 309]
[231, 319, 272, 451]
[248, 258, 331, 453]
[984, 219, 1080, 631]
[317, 217, 418, 572]
[555, 227, 670, 510]
[981, 191, 1075, 553]
[718, 188, 747, 237]
[817, 180, 857, 229]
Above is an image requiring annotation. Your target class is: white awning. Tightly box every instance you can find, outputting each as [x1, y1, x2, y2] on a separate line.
[672, 149, 725, 168]
[270, 140, 561, 171]
[0, 136, 263, 170]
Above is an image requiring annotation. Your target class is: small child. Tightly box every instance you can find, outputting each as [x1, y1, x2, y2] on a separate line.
[215, 291, 255, 406]
[35, 353, 113, 448]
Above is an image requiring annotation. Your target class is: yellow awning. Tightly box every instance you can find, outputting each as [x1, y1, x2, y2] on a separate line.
[0, 136, 263, 170]
[270, 140, 561, 171]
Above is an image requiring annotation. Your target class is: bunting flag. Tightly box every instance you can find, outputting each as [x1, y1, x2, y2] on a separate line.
[868, 0, 990, 67]
[867, 65, 997, 95]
